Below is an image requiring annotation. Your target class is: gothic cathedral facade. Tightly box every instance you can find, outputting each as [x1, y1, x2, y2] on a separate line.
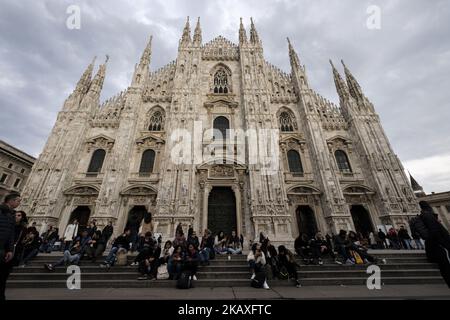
[20, 18, 420, 245]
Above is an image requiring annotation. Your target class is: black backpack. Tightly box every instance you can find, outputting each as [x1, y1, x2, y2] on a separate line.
[409, 215, 430, 240]
[176, 271, 192, 289]
[277, 266, 289, 280]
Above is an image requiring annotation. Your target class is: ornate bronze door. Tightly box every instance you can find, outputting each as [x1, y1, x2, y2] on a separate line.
[208, 187, 237, 237]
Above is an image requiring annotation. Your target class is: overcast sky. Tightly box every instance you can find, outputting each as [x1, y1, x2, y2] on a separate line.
[1, 0, 449, 193]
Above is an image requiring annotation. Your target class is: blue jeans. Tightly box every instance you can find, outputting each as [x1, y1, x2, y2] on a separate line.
[168, 259, 182, 279]
[40, 239, 57, 253]
[227, 248, 242, 255]
[54, 250, 80, 267]
[402, 239, 412, 250]
[21, 248, 39, 265]
[414, 239, 425, 250]
[104, 247, 119, 265]
[199, 248, 210, 262]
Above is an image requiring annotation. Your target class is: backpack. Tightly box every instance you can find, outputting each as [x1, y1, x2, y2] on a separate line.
[409, 216, 430, 240]
[251, 271, 266, 288]
[277, 266, 289, 280]
[177, 271, 192, 289]
[157, 264, 170, 280]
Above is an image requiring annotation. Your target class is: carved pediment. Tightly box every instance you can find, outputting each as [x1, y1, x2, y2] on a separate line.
[287, 185, 321, 195]
[204, 94, 238, 111]
[210, 164, 234, 178]
[64, 185, 100, 196]
[136, 134, 165, 151]
[86, 134, 115, 152]
[121, 185, 157, 196]
[343, 185, 375, 195]
[280, 135, 306, 150]
[326, 135, 353, 152]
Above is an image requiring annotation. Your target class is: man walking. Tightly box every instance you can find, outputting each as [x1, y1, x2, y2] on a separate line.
[0, 193, 21, 301]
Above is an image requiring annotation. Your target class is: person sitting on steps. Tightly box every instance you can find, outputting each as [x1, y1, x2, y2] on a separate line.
[277, 245, 301, 287]
[214, 231, 228, 255]
[334, 230, 354, 265]
[100, 228, 131, 269]
[168, 245, 185, 280]
[294, 233, 314, 264]
[183, 243, 200, 281]
[310, 232, 340, 265]
[247, 242, 270, 289]
[226, 230, 242, 255]
[136, 232, 160, 280]
[44, 240, 82, 271]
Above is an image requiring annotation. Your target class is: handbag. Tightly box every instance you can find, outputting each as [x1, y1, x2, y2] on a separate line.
[116, 249, 128, 266]
[350, 250, 364, 264]
[157, 264, 170, 280]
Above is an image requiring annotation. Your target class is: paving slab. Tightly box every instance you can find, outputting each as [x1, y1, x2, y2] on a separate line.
[5, 284, 449, 300]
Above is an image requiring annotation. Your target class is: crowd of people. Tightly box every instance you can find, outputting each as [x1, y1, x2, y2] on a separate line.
[94, 223, 245, 283]
[1, 192, 450, 300]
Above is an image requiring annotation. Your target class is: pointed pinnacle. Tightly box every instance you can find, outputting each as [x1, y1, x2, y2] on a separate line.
[329, 59, 336, 69]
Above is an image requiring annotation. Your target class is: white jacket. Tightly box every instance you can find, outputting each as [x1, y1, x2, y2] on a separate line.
[64, 223, 78, 240]
[160, 246, 174, 259]
[247, 250, 266, 265]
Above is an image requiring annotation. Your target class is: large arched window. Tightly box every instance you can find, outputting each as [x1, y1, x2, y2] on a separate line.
[213, 116, 230, 140]
[87, 149, 106, 176]
[287, 150, 303, 173]
[148, 110, 164, 131]
[279, 111, 296, 132]
[213, 69, 229, 94]
[335, 150, 352, 173]
[139, 149, 156, 175]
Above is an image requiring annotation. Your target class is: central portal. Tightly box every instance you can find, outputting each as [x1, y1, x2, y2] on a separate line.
[208, 187, 237, 236]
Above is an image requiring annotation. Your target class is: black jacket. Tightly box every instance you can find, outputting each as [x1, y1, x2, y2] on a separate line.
[187, 236, 200, 249]
[102, 225, 114, 241]
[0, 204, 15, 252]
[398, 229, 411, 240]
[113, 234, 131, 250]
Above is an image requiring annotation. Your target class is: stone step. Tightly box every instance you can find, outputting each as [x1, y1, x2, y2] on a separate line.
[9, 269, 441, 281]
[10, 262, 439, 274]
[6, 276, 444, 289]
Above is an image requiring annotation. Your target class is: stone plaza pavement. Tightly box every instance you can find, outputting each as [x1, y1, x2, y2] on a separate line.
[6, 284, 450, 300]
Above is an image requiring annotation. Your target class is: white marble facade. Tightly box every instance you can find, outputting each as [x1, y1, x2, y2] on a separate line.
[19, 18, 420, 246]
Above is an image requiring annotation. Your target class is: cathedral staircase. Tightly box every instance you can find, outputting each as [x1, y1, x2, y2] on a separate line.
[7, 250, 444, 289]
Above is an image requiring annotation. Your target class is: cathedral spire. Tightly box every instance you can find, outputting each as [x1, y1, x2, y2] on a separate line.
[85, 55, 108, 101]
[249, 17, 260, 44]
[180, 16, 191, 47]
[329, 59, 349, 102]
[287, 37, 301, 70]
[74, 56, 96, 95]
[193, 17, 202, 46]
[239, 17, 248, 44]
[139, 35, 153, 69]
[341, 60, 364, 100]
